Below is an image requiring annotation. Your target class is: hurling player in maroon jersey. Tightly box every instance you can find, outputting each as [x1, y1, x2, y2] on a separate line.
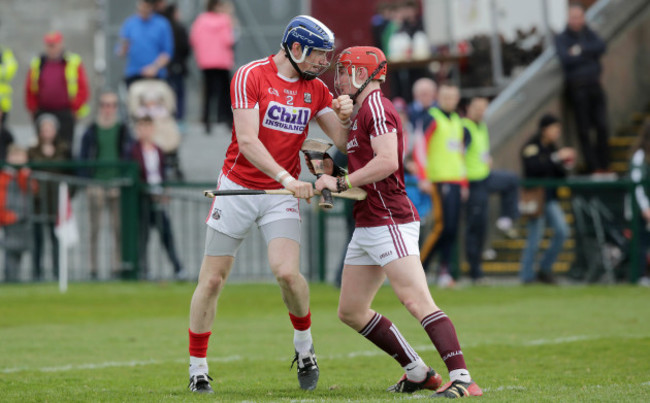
[314, 46, 482, 398]
[186, 16, 353, 394]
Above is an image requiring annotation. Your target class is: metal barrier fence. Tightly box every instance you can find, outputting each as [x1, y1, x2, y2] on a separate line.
[154, 184, 350, 283]
[521, 177, 642, 283]
[1, 162, 138, 283]
[0, 162, 351, 284]
[2, 162, 643, 284]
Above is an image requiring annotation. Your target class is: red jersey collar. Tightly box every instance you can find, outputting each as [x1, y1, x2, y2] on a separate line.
[268, 55, 300, 83]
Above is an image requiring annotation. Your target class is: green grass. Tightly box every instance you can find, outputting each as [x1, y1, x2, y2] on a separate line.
[0, 282, 649, 402]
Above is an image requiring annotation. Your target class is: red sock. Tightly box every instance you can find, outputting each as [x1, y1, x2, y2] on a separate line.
[360, 312, 420, 367]
[289, 310, 311, 331]
[421, 311, 467, 372]
[189, 329, 211, 358]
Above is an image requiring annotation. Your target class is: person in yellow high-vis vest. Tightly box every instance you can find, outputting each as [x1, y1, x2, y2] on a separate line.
[24, 31, 90, 156]
[463, 97, 520, 282]
[0, 45, 18, 125]
[419, 85, 466, 288]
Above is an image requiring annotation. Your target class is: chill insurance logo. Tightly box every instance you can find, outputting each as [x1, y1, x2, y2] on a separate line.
[262, 101, 311, 134]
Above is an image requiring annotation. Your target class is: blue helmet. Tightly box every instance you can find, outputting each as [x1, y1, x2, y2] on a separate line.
[281, 15, 335, 80]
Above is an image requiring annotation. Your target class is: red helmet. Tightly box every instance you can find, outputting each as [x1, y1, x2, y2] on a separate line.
[335, 46, 387, 93]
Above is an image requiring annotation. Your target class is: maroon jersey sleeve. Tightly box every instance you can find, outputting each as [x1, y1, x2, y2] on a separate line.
[365, 94, 399, 139]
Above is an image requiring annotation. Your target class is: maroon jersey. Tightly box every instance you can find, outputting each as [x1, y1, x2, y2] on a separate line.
[347, 89, 419, 227]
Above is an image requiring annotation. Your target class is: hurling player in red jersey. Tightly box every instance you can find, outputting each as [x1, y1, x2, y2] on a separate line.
[186, 16, 353, 394]
[314, 46, 482, 398]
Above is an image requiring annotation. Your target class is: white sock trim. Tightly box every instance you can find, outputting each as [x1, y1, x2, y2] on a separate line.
[449, 368, 471, 383]
[189, 356, 208, 376]
[294, 328, 313, 354]
[404, 358, 428, 382]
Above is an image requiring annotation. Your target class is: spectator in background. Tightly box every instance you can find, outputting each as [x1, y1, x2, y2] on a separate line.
[419, 85, 465, 288]
[190, 0, 236, 134]
[129, 115, 185, 280]
[387, 0, 429, 102]
[393, 97, 432, 236]
[0, 43, 18, 125]
[0, 110, 15, 161]
[0, 146, 35, 282]
[405, 79, 437, 188]
[152, 0, 168, 13]
[371, 1, 399, 53]
[163, 4, 191, 124]
[25, 31, 90, 154]
[79, 91, 133, 279]
[629, 118, 650, 287]
[28, 114, 70, 281]
[404, 154, 432, 226]
[520, 114, 574, 284]
[462, 97, 520, 282]
[119, 0, 174, 88]
[408, 77, 437, 134]
[555, 3, 609, 174]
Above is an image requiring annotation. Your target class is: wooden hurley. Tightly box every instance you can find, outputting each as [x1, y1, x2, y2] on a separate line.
[203, 187, 367, 200]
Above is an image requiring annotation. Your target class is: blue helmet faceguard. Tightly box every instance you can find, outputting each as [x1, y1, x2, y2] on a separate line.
[281, 15, 335, 80]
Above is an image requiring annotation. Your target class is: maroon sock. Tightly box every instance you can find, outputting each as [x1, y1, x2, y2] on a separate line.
[359, 312, 420, 367]
[421, 311, 467, 372]
[189, 329, 211, 358]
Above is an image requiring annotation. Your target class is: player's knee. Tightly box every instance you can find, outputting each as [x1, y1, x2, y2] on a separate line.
[401, 295, 437, 318]
[401, 298, 423, 316]
[337, 306, 353, 326]
[337, 305, 361, 328]
[274, 270, 300, 288]
[202, 271, 227, 295]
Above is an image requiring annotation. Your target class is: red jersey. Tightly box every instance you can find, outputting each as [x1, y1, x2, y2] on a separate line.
[347, 89, 419, 227]
[222, 56, 333, 189]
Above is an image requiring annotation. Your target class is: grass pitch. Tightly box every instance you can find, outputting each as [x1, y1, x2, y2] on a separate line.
[0, 282, 649, 402]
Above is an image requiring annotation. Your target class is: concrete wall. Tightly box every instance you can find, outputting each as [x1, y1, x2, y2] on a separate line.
[424, 0, 569, 44]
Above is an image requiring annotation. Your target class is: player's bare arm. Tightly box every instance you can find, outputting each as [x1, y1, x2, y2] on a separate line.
[315, 131, 398, 192]
[234, 109, 314, 199]
[316, 94, 353, 153]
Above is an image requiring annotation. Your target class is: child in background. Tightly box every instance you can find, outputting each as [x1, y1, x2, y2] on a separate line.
[137, 91, 169, 119]
[0, 145, 36, 281]
[28, 113, 69, 280]
[129, 115, 185, 280]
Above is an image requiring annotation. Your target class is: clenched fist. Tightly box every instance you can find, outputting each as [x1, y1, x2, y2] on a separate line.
[333, 94, 353, 122]
[285, 179, 314, 200]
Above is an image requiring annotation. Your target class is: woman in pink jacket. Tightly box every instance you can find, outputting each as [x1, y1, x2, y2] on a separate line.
[190, 0, 236, 134]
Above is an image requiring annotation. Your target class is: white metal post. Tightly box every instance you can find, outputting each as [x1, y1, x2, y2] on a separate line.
[489, 0, 505, 87]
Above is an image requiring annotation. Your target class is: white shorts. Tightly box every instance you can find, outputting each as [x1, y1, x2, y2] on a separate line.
[344, 222, 420, 267]
[205, 174, 301, 239]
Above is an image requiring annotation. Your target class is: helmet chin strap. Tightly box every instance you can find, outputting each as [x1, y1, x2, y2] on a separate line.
[351, 61, 387, 102]
[283, 43, 318, 81]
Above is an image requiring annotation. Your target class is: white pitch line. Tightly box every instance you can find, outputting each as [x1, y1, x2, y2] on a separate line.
[1, 334, 646, 375]
[483, 385, 526, 392]
[0, 355, 241, 374]
[523, 335, 599, 346]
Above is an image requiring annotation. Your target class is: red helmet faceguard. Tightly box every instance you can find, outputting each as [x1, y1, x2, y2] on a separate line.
[334, 46, 388, 96]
